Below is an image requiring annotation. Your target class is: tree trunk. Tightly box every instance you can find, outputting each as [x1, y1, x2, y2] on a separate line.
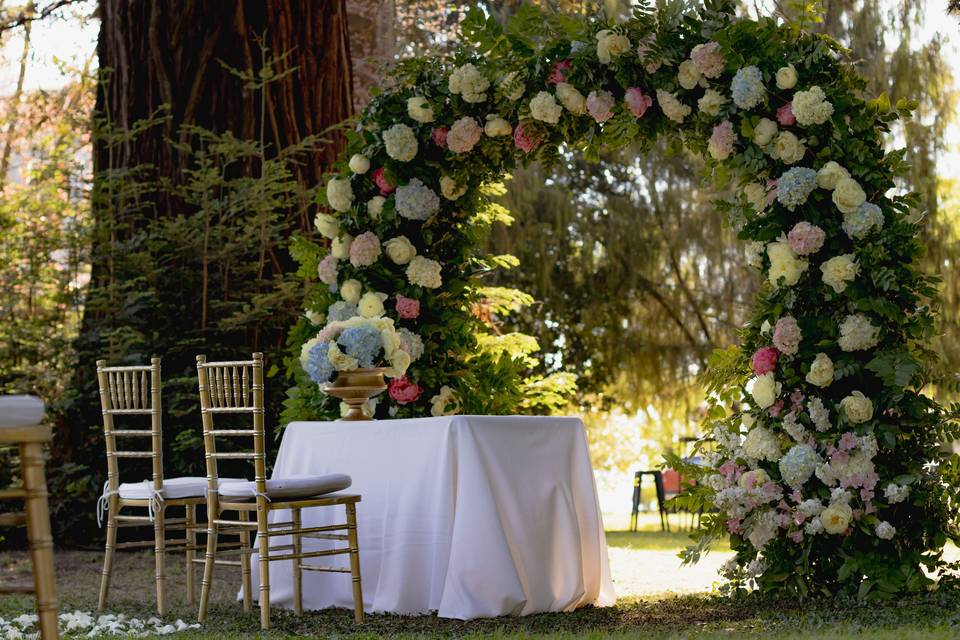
[347, 0, 395, 111]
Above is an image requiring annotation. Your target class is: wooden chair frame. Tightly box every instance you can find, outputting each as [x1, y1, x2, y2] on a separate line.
[196, 353, 363, 630]
[96, 358, 202, 616]
[0, 423, 59, 640]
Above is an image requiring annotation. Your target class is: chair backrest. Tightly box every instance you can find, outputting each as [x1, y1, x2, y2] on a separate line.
[195, 353, 266, 496]
[96, 358, 163, 493]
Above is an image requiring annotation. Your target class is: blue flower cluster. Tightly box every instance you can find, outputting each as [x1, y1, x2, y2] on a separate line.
[337, 325, 383, 368]
[842, 202, 885, 239]
[731, 66, 765, 110]
[305, 342, 334, 384]
[776, 167, 818, 211]
[328, 301, 358, 323]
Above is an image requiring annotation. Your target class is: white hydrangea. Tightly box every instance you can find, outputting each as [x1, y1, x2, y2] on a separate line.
[884, 483, 910, 504]
[838, 313, 881, 352]
[383, 123, 418, 162]
[394, 178, 440, 221]
[807, 396, 832, 431]
[792, 85, 834, 126]
[743, 425, 781, 461]
[820, 254, 859, 293]
[530, 91, 563, 124]
[448, 63, 490, 103]
[779, 444, 818, 489]
[326, 177, 354, 212]
[747, 509, 778, 550]
[406, 255, 442, 288]
[799, 499, 825, 518]
[805, 516, 824, 535]
[782, 411, 807, 443]
[656, 89, 691, 123]
[843, 202, 885, 240]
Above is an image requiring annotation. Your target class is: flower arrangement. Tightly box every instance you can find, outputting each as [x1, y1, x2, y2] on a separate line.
[300, 316, 412, 386]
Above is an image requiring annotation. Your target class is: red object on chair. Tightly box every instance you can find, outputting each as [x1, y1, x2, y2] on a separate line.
[661, 469, 681, 495]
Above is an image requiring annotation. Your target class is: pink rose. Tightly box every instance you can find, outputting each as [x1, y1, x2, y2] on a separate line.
[395, 295, 420, 320]
[372, 167, 396, 195]
[787, 221, 825, 256]
[624, 87, 653, 118]
[586, 90, 615, 123]
[547, 59, 572, 85]
[431, 127, 448, 148]
[513, 121, 543, 154]
[388, 376, 422, 405]
[751, 346, 779, 375]
[777, 102, 796, 126]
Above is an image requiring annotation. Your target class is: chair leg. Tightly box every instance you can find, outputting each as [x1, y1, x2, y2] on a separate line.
[239, 509, 252, 612]
[98, 496, 118, 611]
[257, 502, 272, 631]
[292, 507, 303, 616]
[345, 503, 363, 624]
[197, 508, 218, 622]
[21, 441, 58, 640]
[154, 505, 167, 616]
[185, 504, 196, 607]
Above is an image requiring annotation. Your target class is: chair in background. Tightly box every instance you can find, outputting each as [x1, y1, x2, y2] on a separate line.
[96, 358, 209, 615]
[195, 353, 364, 630]
[0, 395, 58, 640]
[630, 470, 668, 532]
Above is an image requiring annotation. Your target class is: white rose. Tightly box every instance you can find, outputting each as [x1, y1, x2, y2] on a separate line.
[596, 30, 630, 64]
[530, 91, 562, 125]
[383, 236, 417, 265]
[331, 233, 354, 260]
[406, 255, 442, 289]
[820, 254, 859, 293]
[744, 183, 767, 213]
[876, 521, 896, 540]
[775, 64, 798, 90]
[820, 503, 852, 534]
[767, 240, 808, 287]
[340, 278, 362, 304]
[367, 195, 385, 220]
[738, 468, 769, 490]
[832, 177, 866, 214]
[750, 372, 777, 409]
[328, 343, 359, 372]
[382, 123, 418, 162]
[753, 118, 778, 146]
[805, 353, 834, 388]
[326, 177, 354, 212]
[840, 391, 873, 424]
[555, 82, 587, 115]
[774, 131, 806, 164]
[484, 115, 513, 137]
[314, 213, 339, 239]
[440, 176, 467, 200]
[816, 161, 849, 190]
[406, 96, 435, 123]
[348, 154, 370, 174]
[697, 89, 726, 116]
[677, 59, 702, 90]
[387, 348, 411, 378]
[358, 292, 387, 318]
[430, 385, 461, 417]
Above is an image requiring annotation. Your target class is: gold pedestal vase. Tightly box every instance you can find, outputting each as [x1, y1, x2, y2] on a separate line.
[323, 368, 387, 421]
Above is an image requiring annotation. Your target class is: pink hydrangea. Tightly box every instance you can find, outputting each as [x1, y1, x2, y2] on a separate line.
[547, 59, 572, 85]
[690, 41, 724, 78]
[777, 102, 796, 126]
[708, 120, 737, 161]
[388, 376, 422, 405]
[624, 87, 653, 118]
[513, 121, 543, 154]
[787, 221, 825, 256]
[839, 431, 858, 451]
[349, 231, 381, 267]
[317, 254, 338, 285]
[586, 90, 615, 123]
[372, 167, 396, 195]
[395, 295, 420, 320]
[752, 345, 779, 375]
[431, 127, 448, 148]
[773, 316, 802, 355]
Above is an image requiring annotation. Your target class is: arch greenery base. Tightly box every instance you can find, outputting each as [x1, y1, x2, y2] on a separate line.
[286, 1, 960, 597]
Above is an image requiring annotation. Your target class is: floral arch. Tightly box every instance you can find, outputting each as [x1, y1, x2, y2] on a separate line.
[287, 1, 960, 597]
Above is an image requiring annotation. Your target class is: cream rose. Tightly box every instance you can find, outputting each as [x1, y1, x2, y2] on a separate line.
[530, 91, 562, 125]
[328, 343, 359, 372]
[750, 372, 777, 409]
[840, 391, 873, 424]
[820, 254, 859, 293]
[775, 64, 798, 90]
[774, 131, 806, 164]
[484, 115, 512, 137]
[348, 154, 370, 174]
[406, 96, 435, 123]
[430, 385, 461, 417]
[805, 353, 834, 388]
[555, 83, 587, 115]
[384, 236, 417, 265]
[314, 213, 339, 239]
[358, 292, 387, 318]
[367, 195, 385, 220]
[744, 183, 767, 213]
[832, 177, 866, 214]
[340, 278, 362, 304]
[816, 161, 849, 190]
[596, 30, 631, 64]
[331, 233, 353, 260]
[820, 503, 852, 534]
[753, 118, 778, 146]
[440, 176, 467, 200]
[677, 59, 702, 90]
[767, 240, 808, 287]
[697, 89, 726, 116]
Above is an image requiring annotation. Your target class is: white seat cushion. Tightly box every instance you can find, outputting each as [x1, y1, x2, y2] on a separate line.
[218, 474, 351, 500]
[0, 395, 44, 428]
[118, 477, 242, 501]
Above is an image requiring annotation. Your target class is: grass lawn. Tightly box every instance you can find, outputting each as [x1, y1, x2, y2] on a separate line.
[0, 521, 958, 638]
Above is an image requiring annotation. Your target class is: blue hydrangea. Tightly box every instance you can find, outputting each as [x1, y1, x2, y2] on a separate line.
[327, 301, 358, 323]
[731, 66, 765, 110]
[337, 325, 383, 368]
[776, 167, 818, 211]
[842, 202, 885, 239]
[395, 178, 440, 221]
[305, 342, 334, 384]
[398, 328, 424, 361]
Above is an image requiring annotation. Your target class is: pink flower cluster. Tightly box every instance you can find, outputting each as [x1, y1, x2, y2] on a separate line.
[787, 221, 825, 256]
[708, 120, 737, 160]
[513, 121, 543, 154]
[586, 90, 615, 123]
[349, 231, 381, 268]
[395, 295, 420, 320]
[317, 254, 338, 285]
[777, 102, 796, 126]
[752, 346, 779, 375]
[773, 316, 802, 355]
[624, 87, 653, 118]
[547, 59, 572, 85]
[690, 41, 724, 78]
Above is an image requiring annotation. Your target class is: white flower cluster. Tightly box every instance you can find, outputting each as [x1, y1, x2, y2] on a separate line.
[407, 255, 443, 289]
[743, 425, 781, 461]
[448, 63, 489, 103]
[0, 611, 201, 638]
[792, 85, 834, 126]
[820, 254, 859, 293]
[884, 483, 910, 504]
[530, 91, 562, 124]
[838, 313, 881, 352]
[807, 396, 832, 431]
[596, 30, 631, 64]
[395, 178, 440, 221]
[326, 177, 354, 212]
[656, 89, 691, 123]
[383, 123, 419, 162]
[767, 239, 808, 287]
[779, 443, 819, 489]
[782, 411, 807, 442]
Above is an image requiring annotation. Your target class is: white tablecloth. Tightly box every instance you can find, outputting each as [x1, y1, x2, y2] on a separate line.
[249, 415, 616, 619]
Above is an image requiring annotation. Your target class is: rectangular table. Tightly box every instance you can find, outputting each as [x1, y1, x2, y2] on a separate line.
[249, 415, 616, 619]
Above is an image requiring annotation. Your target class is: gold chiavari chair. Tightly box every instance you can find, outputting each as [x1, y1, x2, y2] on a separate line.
[195, 353, 364, 630]
[0, 395, 58, 640]
[96, 358, 210, 616]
